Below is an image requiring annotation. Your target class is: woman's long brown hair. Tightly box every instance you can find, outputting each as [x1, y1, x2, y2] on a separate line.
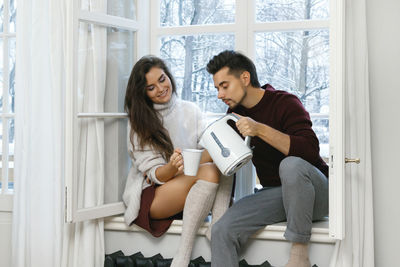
[124, 56, 176, 160]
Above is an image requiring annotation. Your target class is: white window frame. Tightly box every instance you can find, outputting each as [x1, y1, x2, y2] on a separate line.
[0, 0, 16, 212]
[149, 0, 345, 239]
[328, 0, 345, 240]
[65, 0, 149, 223]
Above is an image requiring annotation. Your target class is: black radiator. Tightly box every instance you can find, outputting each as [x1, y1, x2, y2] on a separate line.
[104, 250, 275, 267]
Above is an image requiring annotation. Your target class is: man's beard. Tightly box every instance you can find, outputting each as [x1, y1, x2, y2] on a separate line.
[225, 87, 247, 109]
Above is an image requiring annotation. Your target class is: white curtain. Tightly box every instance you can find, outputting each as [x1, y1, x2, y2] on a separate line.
[11, 1, 65, 266]
[12, 0, 108, 266]
[330, 0, 375, 266]
[62, 1, 107, 267]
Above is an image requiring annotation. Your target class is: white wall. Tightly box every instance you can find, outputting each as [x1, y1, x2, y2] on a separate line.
[105, 229, 334, 266]
[367, 0, 400, 266]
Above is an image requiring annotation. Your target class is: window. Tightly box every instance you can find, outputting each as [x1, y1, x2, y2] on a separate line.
[0, 0, 16, 212]
[68, 0, 345, 240]
[150, 0, 345, 239]
[65, 0, 149, 222]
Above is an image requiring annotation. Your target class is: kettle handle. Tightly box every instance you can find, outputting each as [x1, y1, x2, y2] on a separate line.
[222, 113, 252, 148]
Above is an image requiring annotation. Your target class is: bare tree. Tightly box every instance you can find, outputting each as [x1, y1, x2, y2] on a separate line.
[182, 0, 201, 101]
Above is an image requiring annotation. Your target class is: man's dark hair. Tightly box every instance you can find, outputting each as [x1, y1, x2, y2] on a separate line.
[206, 50, 261, 88]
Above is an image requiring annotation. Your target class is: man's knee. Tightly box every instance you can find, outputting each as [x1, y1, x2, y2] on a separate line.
[212, 219, 229, 239]
[212, 217, 239, 244]
[279, 156, 308, 186]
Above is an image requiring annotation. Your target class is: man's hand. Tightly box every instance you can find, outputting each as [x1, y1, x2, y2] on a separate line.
[234, 113, 260, 137]
[233, 112, 290, 156]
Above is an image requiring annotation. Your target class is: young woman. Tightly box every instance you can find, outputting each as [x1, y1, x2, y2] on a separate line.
[123, 56, 233, 267]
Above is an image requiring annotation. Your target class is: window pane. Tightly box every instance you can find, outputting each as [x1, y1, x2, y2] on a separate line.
[107, 0, 136, 20]
[0, 118, 2, 190]
[75, 116, 129, 208]
[160, 0, 235, 27]
[255, 0, 329, 22]
[255, 30, 330, 114]
[312, 117, 329, 158]
[0, 0, 3, 33]
[77, 23, 132, 207]
[103, 118, 129, 204]
[105, 28, 134, 113]
[9, 0, 16, 32]
[0, 38, 3, 113]
[78, 23, 134, 113]
[9, 37, 15, 113]
[80, 1, 136, 20]
[256, 30, 330, 157]
[160, 34, 234, 113]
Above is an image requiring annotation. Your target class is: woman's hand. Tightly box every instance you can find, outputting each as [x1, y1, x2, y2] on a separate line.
[154, 148, 184, 182]
[169, 148, 183, 173]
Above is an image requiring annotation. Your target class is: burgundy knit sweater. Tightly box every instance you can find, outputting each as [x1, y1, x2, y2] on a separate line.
[229, 84, 329, 187]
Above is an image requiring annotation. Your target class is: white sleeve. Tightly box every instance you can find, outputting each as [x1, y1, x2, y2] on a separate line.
[127, 124, 167, 185]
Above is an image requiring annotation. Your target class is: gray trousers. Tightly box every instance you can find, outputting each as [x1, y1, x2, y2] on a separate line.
[210, 156, 329, 267]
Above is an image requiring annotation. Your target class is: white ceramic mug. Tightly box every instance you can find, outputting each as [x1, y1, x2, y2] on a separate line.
[182, 149, 203, 176]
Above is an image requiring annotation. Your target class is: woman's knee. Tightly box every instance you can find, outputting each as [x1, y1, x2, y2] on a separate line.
[197, 163, 220, 183]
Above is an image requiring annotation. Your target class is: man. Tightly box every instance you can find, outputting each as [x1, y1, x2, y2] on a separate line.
[206, 50, 329, 267]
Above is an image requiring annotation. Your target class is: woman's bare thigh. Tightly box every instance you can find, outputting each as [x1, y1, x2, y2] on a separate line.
[149, 174, 196, 219]
[149, 163, 219, 219]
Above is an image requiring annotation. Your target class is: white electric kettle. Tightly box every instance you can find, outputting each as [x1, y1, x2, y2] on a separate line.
[199, 113, 253, 176]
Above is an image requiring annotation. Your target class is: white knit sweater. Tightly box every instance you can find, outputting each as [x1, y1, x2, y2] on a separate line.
[123, 95, 206, 225]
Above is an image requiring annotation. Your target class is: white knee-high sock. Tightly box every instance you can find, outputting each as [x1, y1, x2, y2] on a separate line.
[205, 175, 233, 241]
[170, 180, 218, 267]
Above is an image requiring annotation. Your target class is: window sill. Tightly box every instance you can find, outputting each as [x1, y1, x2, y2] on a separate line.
[104, 216, 334, 244]
[0, 194, 13, 212]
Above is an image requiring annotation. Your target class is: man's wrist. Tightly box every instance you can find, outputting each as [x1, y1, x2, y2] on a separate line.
[255, 121, 263, 137]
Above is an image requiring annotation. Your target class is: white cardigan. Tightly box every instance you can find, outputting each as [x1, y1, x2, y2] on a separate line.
[123, 95, 206, 225]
